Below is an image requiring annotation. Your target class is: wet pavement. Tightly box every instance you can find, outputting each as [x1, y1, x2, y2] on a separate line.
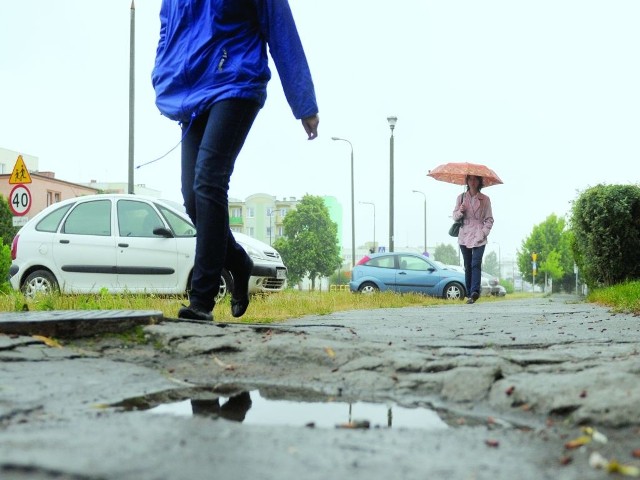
[1, 294, 639, 479]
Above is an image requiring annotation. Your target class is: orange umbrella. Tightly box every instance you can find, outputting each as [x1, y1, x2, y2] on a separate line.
[427, 162, 503, 187]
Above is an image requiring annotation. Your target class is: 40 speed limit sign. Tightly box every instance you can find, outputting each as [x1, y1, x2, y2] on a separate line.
[9, 184, 32, 216]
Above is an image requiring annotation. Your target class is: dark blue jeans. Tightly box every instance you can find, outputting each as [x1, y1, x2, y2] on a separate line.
[181, 99, 261, 312]
[460, 244, 485, 297]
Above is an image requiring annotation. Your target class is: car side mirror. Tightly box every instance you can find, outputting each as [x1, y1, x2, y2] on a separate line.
[153, 227, 174, 238]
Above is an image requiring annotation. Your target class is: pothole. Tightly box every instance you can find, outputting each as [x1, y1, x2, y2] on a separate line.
[112, 388, 448, 430]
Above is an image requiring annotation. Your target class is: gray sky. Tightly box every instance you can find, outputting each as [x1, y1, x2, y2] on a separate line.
[2, 1, 639, 267]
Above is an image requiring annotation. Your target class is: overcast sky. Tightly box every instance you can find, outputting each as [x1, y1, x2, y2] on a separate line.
[2, 1, 639, 266]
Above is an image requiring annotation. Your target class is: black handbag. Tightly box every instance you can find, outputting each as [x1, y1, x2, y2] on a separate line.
[448, 193, 465, 237]
[448, 219, 463, 237]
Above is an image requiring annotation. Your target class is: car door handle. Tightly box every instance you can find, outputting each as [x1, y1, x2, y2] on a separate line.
[399, 271, 407, 275]
[59, 239, 70, 244]
[118, 243, 129, 248]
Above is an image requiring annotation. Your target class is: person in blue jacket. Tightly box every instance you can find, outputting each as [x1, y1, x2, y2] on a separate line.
[152, 0, 319, 321]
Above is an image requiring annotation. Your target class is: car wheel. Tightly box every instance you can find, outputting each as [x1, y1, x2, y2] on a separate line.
[443, 282, 464, 300]
[216, 269, 234, 302]
[358, 281, 379, 294]
[22, 270, 59, 297]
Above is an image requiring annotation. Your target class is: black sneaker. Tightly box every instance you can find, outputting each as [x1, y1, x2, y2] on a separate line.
[231, 257, 253, 318]
[466, 291, 480, 304]
[178, 305, 213, 321]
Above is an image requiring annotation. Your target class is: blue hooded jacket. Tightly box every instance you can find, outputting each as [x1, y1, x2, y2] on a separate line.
[152, 0, 318, 124]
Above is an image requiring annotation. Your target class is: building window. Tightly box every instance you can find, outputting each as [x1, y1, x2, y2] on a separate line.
[46, 190, 62, 206]
[247, 208, 255, 218]
[278, 226, 284, 237]
[280, 208, 288, 217]
[231, 207, 242, 217]
[248, 227, 254, 237]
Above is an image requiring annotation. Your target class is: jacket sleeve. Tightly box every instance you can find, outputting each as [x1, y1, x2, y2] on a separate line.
[452, 194, 464, 221]
[255, 0, 319, 119]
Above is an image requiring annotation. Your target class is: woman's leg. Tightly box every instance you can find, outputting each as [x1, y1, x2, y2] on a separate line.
[180, 99, 260, 317]
[469, 245, 486, 298]
[460, 245, 472, 296]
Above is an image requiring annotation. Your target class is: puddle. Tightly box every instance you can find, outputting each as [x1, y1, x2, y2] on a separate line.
[137, 390, 448, 430]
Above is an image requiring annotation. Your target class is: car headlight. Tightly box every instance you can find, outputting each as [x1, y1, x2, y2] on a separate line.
[242, 244, 266, 260]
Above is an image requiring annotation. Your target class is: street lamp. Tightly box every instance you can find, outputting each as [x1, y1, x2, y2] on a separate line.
[387, 116, 397, 252]
[412, 190, 427, 254]
[359, 201, 375, 252]
[331, 136, 356, 267]
[267, 208, 274, 246]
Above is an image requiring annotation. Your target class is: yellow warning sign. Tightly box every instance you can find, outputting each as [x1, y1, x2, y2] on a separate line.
[9, 155, 32, 184]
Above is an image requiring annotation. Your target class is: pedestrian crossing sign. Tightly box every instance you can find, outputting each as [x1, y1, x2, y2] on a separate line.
[9, 155, 32, 184]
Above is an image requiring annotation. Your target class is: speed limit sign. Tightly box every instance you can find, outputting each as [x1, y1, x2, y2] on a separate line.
[9, 184, 32, 216]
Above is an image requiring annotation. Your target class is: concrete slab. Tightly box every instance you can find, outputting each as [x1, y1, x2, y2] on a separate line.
[0, 310, 163, 338]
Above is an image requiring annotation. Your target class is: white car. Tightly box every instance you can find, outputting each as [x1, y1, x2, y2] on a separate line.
[9, 194, 287, 299]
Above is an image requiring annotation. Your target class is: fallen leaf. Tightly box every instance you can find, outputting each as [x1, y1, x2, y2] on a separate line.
[505, 385, 515, 396]
[606, 459, 640, 477]
[632, 449, 640, 458]
[485, 439, 500, 448]
[31, 335, 62, 348]
[579, 390, 587, 398]
[324, 347, 336, 358]
[336, 420, 370, 429]
[565, 435, 591, 449]
[559, 455, 573, 465]
[582, 426, 608, 444]
[212, 356, 236, 371]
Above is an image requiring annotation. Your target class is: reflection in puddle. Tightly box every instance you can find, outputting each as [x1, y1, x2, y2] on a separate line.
[146, 391, 448, 430]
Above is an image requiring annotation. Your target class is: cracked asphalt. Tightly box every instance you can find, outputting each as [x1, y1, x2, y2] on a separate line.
[1, 294, 639, 479]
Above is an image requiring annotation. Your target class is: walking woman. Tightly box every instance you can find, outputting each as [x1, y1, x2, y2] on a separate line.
[452, 175, 494, 304]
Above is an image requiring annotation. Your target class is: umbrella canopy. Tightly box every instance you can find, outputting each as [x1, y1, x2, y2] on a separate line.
[427, 162, 503, 187]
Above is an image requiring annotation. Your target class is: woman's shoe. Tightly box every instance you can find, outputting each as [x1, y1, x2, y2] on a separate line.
[178, 304, 213, 321]
[466, 291, 480, 304]
[231, 257, 253, 318]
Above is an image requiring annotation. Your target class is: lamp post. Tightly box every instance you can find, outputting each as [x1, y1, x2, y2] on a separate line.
[331, 136, 356, 267]
[387, 116, 397, 252]
[267, 208, 273, 246]
[412, 190, 427, 254]
[359, 201, 375, 252]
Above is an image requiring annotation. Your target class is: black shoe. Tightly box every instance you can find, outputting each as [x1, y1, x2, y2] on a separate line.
[466, 291, 480, 304]
[231, 257, 253, 318]
[178, 305, 213, 321]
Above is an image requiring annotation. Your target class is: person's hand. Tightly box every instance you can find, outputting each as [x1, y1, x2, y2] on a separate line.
[301, 114, 319, 140]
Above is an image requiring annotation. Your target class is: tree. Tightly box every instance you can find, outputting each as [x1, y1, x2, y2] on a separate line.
[0, 196, 18, 247]
[571, 184, 640, 288]
[517, 214, 573, 292]
[273, 195, 342, 290]
[483, 251, 499, 277]
[433, 243, 459, 265]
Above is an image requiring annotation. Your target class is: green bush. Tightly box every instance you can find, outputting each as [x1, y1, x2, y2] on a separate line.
[571, 184, 640, 288]
[0, 241, 12, 293]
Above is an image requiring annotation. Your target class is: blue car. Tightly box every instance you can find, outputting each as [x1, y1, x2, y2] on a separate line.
[349, 252, 467, 300]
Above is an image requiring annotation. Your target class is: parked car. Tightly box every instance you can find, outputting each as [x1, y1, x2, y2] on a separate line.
[481, 273, 506, 297]
[349, 252, 466, 299]
[9, 194, 287, 299]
